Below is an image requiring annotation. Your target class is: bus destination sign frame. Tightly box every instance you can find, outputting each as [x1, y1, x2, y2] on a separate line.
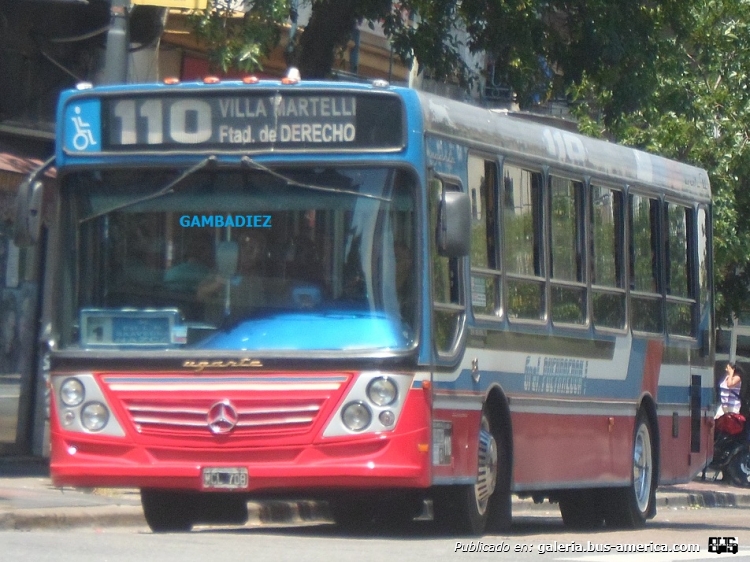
[62, 89, 406, 154]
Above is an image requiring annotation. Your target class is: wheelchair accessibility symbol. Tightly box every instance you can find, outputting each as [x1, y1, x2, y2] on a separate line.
[71, 106, 97, 150]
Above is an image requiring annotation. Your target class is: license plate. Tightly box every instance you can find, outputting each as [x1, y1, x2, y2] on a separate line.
[202, 467, 249, 489]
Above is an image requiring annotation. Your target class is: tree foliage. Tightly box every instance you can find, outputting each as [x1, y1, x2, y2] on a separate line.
[187, 0, 288, 73]
[383, 0, 473, 87]
[570, 0, 750, 322]
[294, 0, 391, 77]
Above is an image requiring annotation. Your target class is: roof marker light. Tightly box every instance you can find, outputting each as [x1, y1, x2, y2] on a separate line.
[371, 79, 390, 88]
[163, 77, 180, 85]
[203, 76, 221, 84]
[282, 67, 301, 85]
[242, 75, 259, 84]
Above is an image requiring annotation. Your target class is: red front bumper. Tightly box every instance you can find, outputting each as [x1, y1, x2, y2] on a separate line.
[51, 426, 431, 491]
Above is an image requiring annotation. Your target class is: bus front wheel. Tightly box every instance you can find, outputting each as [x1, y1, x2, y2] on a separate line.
[604, 410, 656, 528]
[140, 489, 194, 533]
[433, 410, 511, 535]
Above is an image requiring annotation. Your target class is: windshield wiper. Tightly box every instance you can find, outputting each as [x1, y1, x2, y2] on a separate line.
[240, 156, 392, 202]
[80, 156, 217, 224]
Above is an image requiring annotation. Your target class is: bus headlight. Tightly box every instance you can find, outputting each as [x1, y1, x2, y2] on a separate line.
[379, 410, 396, 427]
[322, 372, 413, 438]
[51, 373, 125, 436]
[367, 377, 398, 406]
[62, 410, 76, 427]
[60, 377, 85, 407]
[341, 402, 371, 432]
[80, 402, 109, 432]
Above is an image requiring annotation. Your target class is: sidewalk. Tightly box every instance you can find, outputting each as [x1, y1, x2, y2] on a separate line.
[0, 458, 748, 530]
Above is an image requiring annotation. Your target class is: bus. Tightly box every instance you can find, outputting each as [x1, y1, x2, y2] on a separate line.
[15, 71, 715, 534]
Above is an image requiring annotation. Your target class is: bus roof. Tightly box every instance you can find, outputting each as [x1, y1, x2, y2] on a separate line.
[416, 90, 711, 204]
[54, 79, 711, 204]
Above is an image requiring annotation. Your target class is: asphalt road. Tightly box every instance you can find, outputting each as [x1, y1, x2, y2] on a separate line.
[1, 505, 749, 562]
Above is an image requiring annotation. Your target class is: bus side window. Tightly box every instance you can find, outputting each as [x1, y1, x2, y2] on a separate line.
[629, 193, 663, 333]
[503, 164, 545, 321]
[665, 202, 695, 337]
[697, 208, 710, 307]
[590, 185, 626, 330]
[549, 174, 585, 325]
[468, 154, 500, 318]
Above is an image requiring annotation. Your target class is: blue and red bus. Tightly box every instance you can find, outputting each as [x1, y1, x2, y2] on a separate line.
[17, 71, 714, 534]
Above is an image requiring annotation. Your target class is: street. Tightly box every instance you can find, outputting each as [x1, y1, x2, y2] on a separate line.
[1, 504, 748, 562]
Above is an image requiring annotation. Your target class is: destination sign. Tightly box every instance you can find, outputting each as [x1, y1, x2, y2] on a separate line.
[63, 91, 405, 153]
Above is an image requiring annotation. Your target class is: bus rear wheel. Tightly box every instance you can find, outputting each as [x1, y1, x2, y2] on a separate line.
[433, 411, 511, 535]
[140, 489, 194, 533]
[604, 411, 656, 528]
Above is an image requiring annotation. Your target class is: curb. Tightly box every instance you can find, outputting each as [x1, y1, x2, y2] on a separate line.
[255, 500, 332, 525]
[0, 457, 49, 478]
[659, 490, 750, 510]
[0, 505, 146, 531]
[0, 500, 331, 531]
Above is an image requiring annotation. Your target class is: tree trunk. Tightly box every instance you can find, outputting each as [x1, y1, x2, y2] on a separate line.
[297, 0, 359, 78]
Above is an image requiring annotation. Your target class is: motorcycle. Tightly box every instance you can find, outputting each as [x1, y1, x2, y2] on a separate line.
[708, 426, 750, 487]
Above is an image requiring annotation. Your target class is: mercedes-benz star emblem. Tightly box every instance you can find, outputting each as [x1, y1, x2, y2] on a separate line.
[207, 400, 239, 434]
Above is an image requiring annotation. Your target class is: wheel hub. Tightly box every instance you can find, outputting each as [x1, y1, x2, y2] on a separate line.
[475, 419, 498, 515]
[633, 423, 653, 513]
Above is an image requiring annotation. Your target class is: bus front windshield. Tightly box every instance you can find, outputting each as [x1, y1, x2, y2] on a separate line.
[59, 166, 417, 353]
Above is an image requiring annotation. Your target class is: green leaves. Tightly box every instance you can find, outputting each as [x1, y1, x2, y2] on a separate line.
[568, 0, 750, 322]
[186, 0, 287, 74]
[383, 0, 474, 87]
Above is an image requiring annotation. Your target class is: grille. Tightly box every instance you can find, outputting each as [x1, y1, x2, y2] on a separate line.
[102, 373, 349, 438]
[122, 398, 323, 436]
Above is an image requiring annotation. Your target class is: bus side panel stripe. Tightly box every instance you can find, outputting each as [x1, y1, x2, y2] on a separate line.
[641, 339, 664, 398]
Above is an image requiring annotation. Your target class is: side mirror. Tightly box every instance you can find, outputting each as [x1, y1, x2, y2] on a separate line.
[13, 156, 54, 247]
[13, 178, 45, 247]
[437, 188, 471, 257]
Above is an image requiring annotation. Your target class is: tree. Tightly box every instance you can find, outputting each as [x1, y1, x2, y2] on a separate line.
[187, 0, 289, 73]
[187, 0, 474, 82]
[295, 0, 391, 77]
[570, 0, 750, 322]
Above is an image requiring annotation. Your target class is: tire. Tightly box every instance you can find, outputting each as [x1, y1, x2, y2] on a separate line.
[726, 444, 750, 488]
[192, 493, 249, 525]
[604, 410, 657, 528]
[140, 489, 194, 533]
[328, 496, 376, 531]
[558, 489, 605, 529]
[433, 410, 511, 535]
[375, 493, 424, 530]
